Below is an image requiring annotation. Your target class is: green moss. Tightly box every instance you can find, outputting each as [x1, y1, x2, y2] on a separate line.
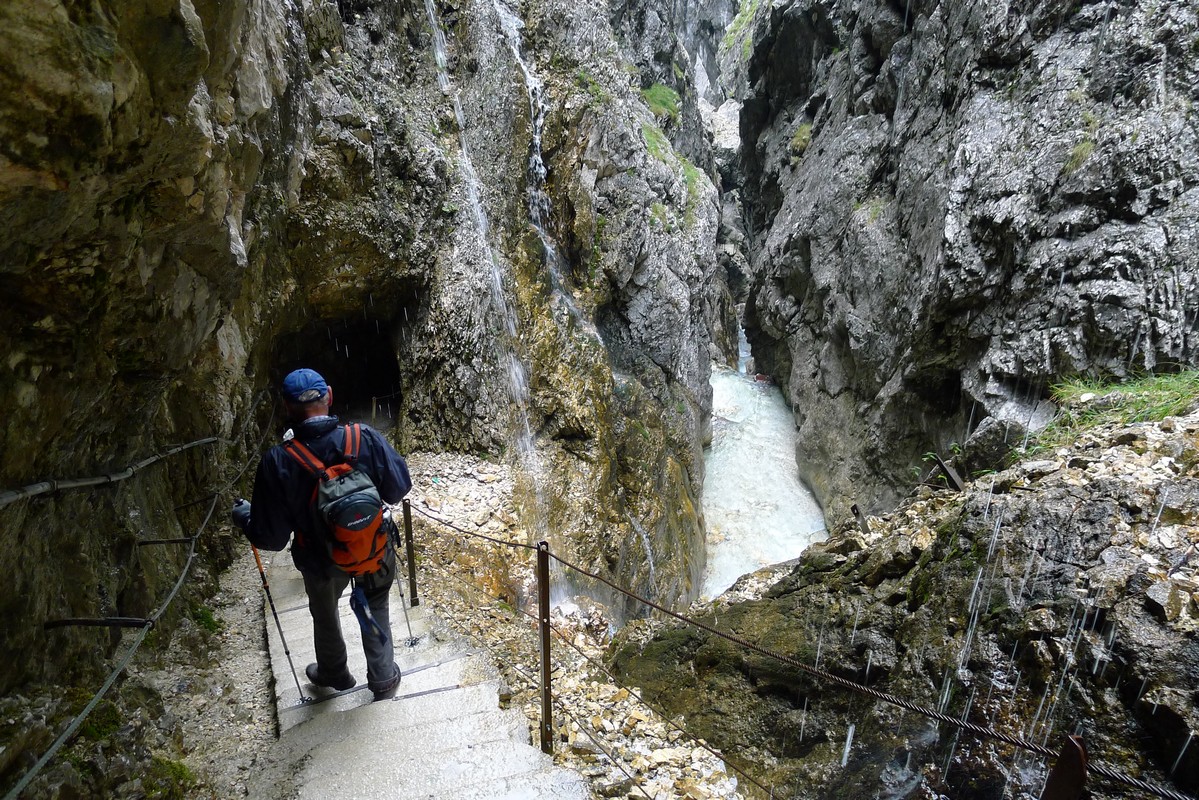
[790, 123, 812, 158]
[576, 70, 607, 104]
[642, 122, 669, 163]
[641, 83, 681, 122]
[78, 699, 121, 742]
[672, 61, 685, 81]
[189, 603, 223, 634]
[145, 755, 196, 800]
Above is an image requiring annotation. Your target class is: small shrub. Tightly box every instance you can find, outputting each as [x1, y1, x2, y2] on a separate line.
[790, 123, 813, 156]
[576, 70, 607, 104]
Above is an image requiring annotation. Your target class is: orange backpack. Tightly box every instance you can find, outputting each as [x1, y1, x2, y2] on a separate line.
[284, 424, 389, 576]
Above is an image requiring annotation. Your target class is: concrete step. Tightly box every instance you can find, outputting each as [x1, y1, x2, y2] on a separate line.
[437, 765, 594, 800]
[258, 552, 592, 800]
[296, 737, 579, 800]
[274, 647, 487, 723]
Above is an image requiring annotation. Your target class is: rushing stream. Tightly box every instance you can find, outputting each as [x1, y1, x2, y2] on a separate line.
[700, 337, 826, 599]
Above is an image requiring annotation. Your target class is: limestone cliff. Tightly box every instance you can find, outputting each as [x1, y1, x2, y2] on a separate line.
[735, 0, 1199, 525]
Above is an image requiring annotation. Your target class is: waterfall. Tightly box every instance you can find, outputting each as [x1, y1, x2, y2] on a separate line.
[492, 0, 594, 333]
[422, 0, 546, 513]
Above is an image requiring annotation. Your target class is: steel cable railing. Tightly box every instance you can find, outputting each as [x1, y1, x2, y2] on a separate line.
[3, 395, 274, 800]
[410, 503, 813, 798]
[409, 500, 1198, 800]
[417, 551, 656, 799]
[0, 438, 222, 509]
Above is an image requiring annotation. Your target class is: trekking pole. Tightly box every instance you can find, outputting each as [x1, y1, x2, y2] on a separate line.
[388, 519, 419, 646]
[251, 545, 309, 702]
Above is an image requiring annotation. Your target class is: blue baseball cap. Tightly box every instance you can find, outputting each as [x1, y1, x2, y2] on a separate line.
[281, 368, 329, 403]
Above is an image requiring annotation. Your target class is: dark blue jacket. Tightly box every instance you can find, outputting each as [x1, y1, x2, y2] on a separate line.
[245, 416, 412, 574]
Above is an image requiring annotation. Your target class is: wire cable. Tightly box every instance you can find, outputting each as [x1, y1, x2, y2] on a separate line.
[0, 437, 222, 509]
[4, 393, 272, 798]
[409, 502, 538, 551]
[545, 550, 1197, 800]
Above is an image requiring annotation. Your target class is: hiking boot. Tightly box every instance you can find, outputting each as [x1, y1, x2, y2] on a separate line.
[305, 663, 356, 691]
[369, 665, 401, 701]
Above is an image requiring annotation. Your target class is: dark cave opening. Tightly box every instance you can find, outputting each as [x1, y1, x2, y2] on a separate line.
[272, 316, 402, 428]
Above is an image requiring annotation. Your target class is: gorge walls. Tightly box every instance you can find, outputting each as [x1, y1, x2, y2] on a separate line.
[0, 0, 730, 698]
[736, 0, 1199, 524]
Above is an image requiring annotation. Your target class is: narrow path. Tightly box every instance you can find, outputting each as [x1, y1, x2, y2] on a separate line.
[247, 549, 591, 799]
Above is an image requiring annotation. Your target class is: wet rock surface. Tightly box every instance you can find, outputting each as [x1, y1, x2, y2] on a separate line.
[735, 0, 1199, 525]
[611, 410, 1199, 799]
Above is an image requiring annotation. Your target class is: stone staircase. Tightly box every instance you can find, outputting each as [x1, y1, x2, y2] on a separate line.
[248, 549, 592, 799]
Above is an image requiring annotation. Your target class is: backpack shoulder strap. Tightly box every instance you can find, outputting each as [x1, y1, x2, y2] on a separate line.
[342, 424, 362, 465]
[284, 438, 327, 476]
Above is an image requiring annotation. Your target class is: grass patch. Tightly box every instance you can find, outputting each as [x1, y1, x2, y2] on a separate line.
[642, 122, 669, 163]
[1033, 371, 1199, 450]
[649, 202, 671, 230]
[722, 0, 763, 56]
[641, 83, 681, 122]
[1064, 139, 1095, 173]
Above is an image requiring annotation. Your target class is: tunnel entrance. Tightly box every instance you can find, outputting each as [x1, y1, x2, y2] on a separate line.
[273, 316, 402, 427]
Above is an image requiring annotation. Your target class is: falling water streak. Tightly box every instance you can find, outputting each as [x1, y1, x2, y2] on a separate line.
[850, 606, 861, 645]
[814, 619, 826, 670]
[629, 515, 658, 585]
[1150, 489, 1170, 536]
[423, 0, 547, 530]
[1136, 676, 1149, 702]
[864, 651, 873, 684]
[983, 476, 996, 521]
[937, 666, 954, 714]
[1171, 732, 1194, 776]
[1128, 326, 1143, 371]
[987, 513, 1003, 560]
[492, 0, 593, 333]
[841, 724, 855, 767]
[799, 698, 808, 742]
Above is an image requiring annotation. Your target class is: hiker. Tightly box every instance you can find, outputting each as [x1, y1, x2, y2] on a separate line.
[231, 367, 412, 701]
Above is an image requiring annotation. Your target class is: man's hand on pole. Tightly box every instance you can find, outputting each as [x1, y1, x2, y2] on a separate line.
[231, 498, 252, 531]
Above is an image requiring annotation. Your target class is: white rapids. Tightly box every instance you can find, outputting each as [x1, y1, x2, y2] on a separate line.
[700, 362, 826, 599]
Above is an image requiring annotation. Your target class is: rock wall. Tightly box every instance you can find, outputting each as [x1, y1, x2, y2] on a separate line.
[612, 407, 1199, 798]
[0, 0, 730, 705]
[737, 0, 1199, 524]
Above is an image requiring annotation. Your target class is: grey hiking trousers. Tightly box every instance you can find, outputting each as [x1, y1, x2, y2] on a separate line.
[302, 544, 396, 687]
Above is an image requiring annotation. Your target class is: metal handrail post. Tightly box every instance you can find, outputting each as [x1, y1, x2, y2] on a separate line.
[403, 499, 419, 606]
[1041, 735, 1087, 800]
[537, 540, 553, 754]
